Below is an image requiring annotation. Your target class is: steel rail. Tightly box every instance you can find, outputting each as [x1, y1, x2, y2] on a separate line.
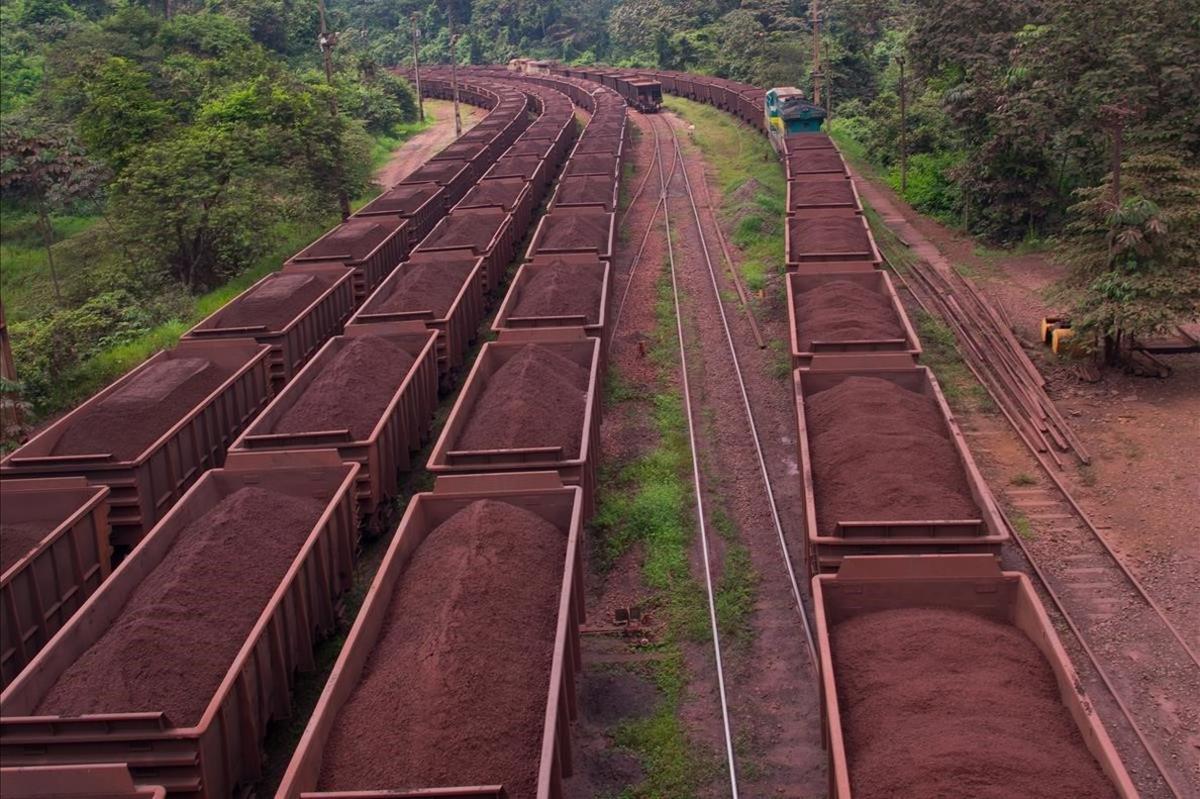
[654, 113, 742, 798]
[665, 117, 818, 667]
[609, 116, 681, 352]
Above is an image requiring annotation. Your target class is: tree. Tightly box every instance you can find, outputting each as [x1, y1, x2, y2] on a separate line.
[77, 56, 170, 171]
[0, 127, 104, 303]
[1056, 153, 1200, 361]
[106, 124, 275, 291]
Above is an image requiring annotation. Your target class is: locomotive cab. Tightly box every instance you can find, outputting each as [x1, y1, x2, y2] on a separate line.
[630, 79, 663, 113]
[766, 87, 827, 155]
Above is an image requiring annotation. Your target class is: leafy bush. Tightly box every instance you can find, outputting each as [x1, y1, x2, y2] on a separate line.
[886, 151, 964, 223]
[11, 290, 176, 411]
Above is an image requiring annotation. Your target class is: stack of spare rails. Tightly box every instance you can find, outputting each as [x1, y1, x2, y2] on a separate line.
[0, 69, 629, 799]
[551, 64, 1137, 799]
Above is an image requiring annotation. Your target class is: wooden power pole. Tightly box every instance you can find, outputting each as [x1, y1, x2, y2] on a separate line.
[448, 11, 463, 138]
[411, 14, 425, 123]
[810, 0, 823, 105]
[898, 54, 908, 194]
[316, 0, 351, 220]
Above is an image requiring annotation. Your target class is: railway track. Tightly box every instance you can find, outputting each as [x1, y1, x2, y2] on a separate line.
[875, 189, 1200, 798]
[998, 473, 1200, 798]
[616, 109, 819, 796]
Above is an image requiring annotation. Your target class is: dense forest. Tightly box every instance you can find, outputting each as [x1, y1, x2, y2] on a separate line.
[1, 0, 1198, 426]
[0, 0, 419, 417]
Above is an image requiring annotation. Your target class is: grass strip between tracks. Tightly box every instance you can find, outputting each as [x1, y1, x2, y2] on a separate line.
[593, 265, 745, 796]
[663, 97, 785, 295]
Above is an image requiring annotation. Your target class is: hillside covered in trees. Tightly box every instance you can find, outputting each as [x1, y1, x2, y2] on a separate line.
[1, 0, 419, 416]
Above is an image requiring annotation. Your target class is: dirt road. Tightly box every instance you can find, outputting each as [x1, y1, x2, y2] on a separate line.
[374, 100, 485, 188]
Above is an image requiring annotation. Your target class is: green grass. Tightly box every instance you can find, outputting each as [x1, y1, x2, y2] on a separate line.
[1010, 512, 1036, 541]
[1010, 472, 1037, 486]
[614, 649, 718, 799]
[915, 311, 995, 414]
[827, 117, 868, 164]
[0, 212, 102, 321]
[592, 261, 726, 795]
[593, 276, 703, 635]
[664, 96, 785, 294]
[767, 338, 791, 381]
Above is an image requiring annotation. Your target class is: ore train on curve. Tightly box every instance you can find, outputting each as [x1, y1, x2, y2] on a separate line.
[0, 60, 1137, 799]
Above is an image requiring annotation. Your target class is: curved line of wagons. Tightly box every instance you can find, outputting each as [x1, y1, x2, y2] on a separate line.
[0, 65, 1137, 799]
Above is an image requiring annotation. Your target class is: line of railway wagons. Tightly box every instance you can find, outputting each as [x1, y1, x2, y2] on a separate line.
[571, 65, 1137, 798]
[0, 71, 632, 799]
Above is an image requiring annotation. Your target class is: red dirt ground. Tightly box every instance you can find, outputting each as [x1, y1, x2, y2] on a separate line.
[374, 100, 485, 188]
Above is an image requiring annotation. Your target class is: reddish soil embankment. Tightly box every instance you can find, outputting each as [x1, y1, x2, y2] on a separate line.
[317, 499, 565, 795]
[52, 358, 233, 460]
[833, 607, 1119, 799]
[806, 376, 978, 535]
[793, 280, 903, 351]
[457, 344, 589, 458]
[274, 336, 416, 440]
[36, 486, 326, 725]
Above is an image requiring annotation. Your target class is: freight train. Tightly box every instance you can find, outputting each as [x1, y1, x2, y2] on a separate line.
[548, 64, 664, 113]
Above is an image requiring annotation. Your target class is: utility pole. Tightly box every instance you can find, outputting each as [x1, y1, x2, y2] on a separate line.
[448, 9, 463, 138]
[898, 54, 908, 195]
[411, 13, 425, 123]
[0, 299, 22, 437]
[317, 0, 352, 219]
[810, 0, 822, 105]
